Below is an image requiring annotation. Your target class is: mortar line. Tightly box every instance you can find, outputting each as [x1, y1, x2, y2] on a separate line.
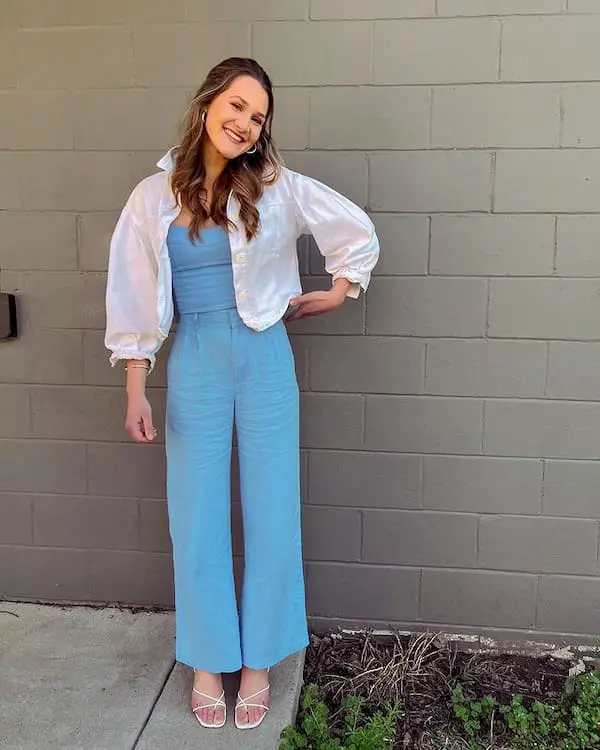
[540, 459, 546, 515]
[130, 659, 176, 749]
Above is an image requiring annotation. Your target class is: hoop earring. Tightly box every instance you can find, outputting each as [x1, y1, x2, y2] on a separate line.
[246, 144, 257, 155]
[201, 111, 207, 124]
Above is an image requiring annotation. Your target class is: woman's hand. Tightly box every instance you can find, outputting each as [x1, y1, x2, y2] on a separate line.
[125, 394, 156, 443]
[287, 280, 350, 321]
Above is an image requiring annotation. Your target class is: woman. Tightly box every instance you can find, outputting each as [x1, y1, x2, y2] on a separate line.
[105, 57, 379, 730]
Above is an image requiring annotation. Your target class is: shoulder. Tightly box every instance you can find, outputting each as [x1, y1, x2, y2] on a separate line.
[262, 167, 305, 202]
[125, 171, 171, 218]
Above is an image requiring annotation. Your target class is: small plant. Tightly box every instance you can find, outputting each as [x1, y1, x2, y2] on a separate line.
[451, 669, 600, 750]
[279, 683, 402, 750]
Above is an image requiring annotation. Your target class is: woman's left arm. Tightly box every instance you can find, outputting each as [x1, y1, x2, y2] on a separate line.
[287, 170, 380, 320]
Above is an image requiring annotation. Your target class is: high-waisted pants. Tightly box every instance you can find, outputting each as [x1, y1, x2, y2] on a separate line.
[165, 308, 309, 672]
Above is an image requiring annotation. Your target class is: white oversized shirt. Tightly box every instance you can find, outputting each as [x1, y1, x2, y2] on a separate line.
[105, 148, 380, 369]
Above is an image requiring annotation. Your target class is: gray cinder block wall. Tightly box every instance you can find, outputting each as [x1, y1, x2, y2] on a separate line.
[1, 0, 600, 643]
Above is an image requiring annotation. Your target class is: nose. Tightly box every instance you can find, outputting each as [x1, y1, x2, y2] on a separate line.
[235, 114, 252, 134]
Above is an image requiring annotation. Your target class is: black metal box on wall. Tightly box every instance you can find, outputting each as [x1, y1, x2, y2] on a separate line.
[0, 292, 17, 340]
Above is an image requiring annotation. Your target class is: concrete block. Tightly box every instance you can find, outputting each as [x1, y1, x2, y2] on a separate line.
[479, 515, 599, 574]
[33, 495, 139, 551]
[370, 151, 492, 212]
[0, 494, 33, 544]
[139, 499, 172, 553]
[78, 212, 119, 272]
[87, 443, 166, 499]
[21, 272, 107, 330]
[0, 385, 30, 438]
[18, 151, 134, 211]
[363, 510, 478, 567]
[425, 340, 547, 398]
[73, 90, 187, 151]
[32, 386, 165, 443]
[308, 450, 422, 509]
[300, 393, 364, 449]
[421, 569, 537, 628]
[439, 0, 564, 14]
[309, 335, 425, 394]
[365, 396, 484, 454]
[547, 342, 600, 401]
[133, 23, 250, 87]
[0, 153, 23, 210]
[371, 214, 429, 275]
[0, 439, 87, 494]
[253, 21, 371, 85]
[484, 399, 600, 459]
[127, 0, 187, 23]
[562, 83, 600, 147]
[430, 215, 555, 276]
[188, 0, 308, 20]
[89, 550, 174, 606]
[303, 506, 362, 561]
[502, 16, 600, 82]
[489, 279, 600, 340]
[367, 278, 488, 336]
[495, 150, 600, 212]
[423, 456, 543, 514]
[537, 576, 600, 635]
[568, 0, 600, 10]
[306, 562, 420, 620]
[0, 92, 73, 149]
[18, 28, 134, 88]
[433, 84, 559, 148]
[8, 0, 70, 26]
[310, 86, 430, 149]
[374, 18, 499, 84]
[0, 547, 92, 601]
[556, 216, 600, 276]
[0, 31, 17, 87]
[289, 335, 310, 391]
[0, 329, 84, 385]
[272, 87, 310, 150]
[282, 150, 368, 207]
[310, 0, 433, 18]
[0, 213, 77, 271]
[543, 460, 600, 518]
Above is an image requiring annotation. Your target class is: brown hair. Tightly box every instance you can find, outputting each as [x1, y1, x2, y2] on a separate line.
[171, 57, 282, 242]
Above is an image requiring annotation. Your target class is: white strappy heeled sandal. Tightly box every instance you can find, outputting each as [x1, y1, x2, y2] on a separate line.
[234, 671, 270, 730]
[191, 679, 226, 729]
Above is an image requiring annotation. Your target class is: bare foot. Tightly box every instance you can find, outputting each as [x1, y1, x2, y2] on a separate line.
[191, 670, 225, 727]
[236, 667, 270, 727]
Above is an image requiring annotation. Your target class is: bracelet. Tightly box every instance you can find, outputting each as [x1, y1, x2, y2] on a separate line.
[125, 363, 149, 372]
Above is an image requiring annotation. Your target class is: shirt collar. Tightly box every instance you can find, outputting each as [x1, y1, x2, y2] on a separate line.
[156, 146, 179, 172]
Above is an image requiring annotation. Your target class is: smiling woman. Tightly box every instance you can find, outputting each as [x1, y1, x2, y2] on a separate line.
[104, 57, 379, 734]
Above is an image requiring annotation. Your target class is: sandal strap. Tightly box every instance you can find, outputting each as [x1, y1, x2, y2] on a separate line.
[236, 701, 269, 712]
[192, 688, 226, 711]
[235, 685, 270, 709]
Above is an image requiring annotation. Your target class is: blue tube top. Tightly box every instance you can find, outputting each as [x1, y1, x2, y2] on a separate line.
[167, 225, 237, 314]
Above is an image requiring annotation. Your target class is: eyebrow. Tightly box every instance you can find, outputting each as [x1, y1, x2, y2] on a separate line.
[231, 95, 266, 120]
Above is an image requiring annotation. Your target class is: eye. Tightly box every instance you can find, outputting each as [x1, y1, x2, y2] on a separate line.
[231, 102, 242, 111]
[252, 116, 263, 125]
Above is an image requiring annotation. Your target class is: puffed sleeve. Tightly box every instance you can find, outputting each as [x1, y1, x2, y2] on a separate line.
[288, 169, 380, 296]
[104, 189, 161, 371]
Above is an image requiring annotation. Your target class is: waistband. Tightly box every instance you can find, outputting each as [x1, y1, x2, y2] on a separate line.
[177, 307, 244, 327]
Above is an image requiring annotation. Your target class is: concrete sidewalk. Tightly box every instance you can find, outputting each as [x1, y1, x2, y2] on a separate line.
[1, 602, 304, 750]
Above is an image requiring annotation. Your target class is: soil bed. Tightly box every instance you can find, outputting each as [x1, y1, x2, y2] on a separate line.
[301, 629, 597, 750]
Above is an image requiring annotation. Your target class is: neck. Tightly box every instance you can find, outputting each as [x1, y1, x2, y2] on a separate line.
[202, 139, 228, 188]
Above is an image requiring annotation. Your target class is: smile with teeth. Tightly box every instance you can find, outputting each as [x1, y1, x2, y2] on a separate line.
[223, 127, 245, 145]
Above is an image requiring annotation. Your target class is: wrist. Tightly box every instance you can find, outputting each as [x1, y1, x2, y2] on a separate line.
[331, 277, 351, 301]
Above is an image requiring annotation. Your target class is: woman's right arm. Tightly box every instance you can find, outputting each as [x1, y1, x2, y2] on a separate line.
[105, 188, 159, 443]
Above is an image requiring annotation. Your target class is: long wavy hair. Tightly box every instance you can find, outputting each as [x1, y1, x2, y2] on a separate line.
[171, 57, 283, 242]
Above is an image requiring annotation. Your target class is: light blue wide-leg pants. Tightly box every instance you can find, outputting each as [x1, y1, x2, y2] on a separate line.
[165, 309, 308, 672]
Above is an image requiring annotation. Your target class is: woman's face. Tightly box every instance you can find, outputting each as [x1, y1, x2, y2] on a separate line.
[204, 75, 269, 160]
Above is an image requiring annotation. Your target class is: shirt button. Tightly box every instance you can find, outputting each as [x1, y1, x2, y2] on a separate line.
[237, 291, 247, 303]
[235, 252, 246, 264]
